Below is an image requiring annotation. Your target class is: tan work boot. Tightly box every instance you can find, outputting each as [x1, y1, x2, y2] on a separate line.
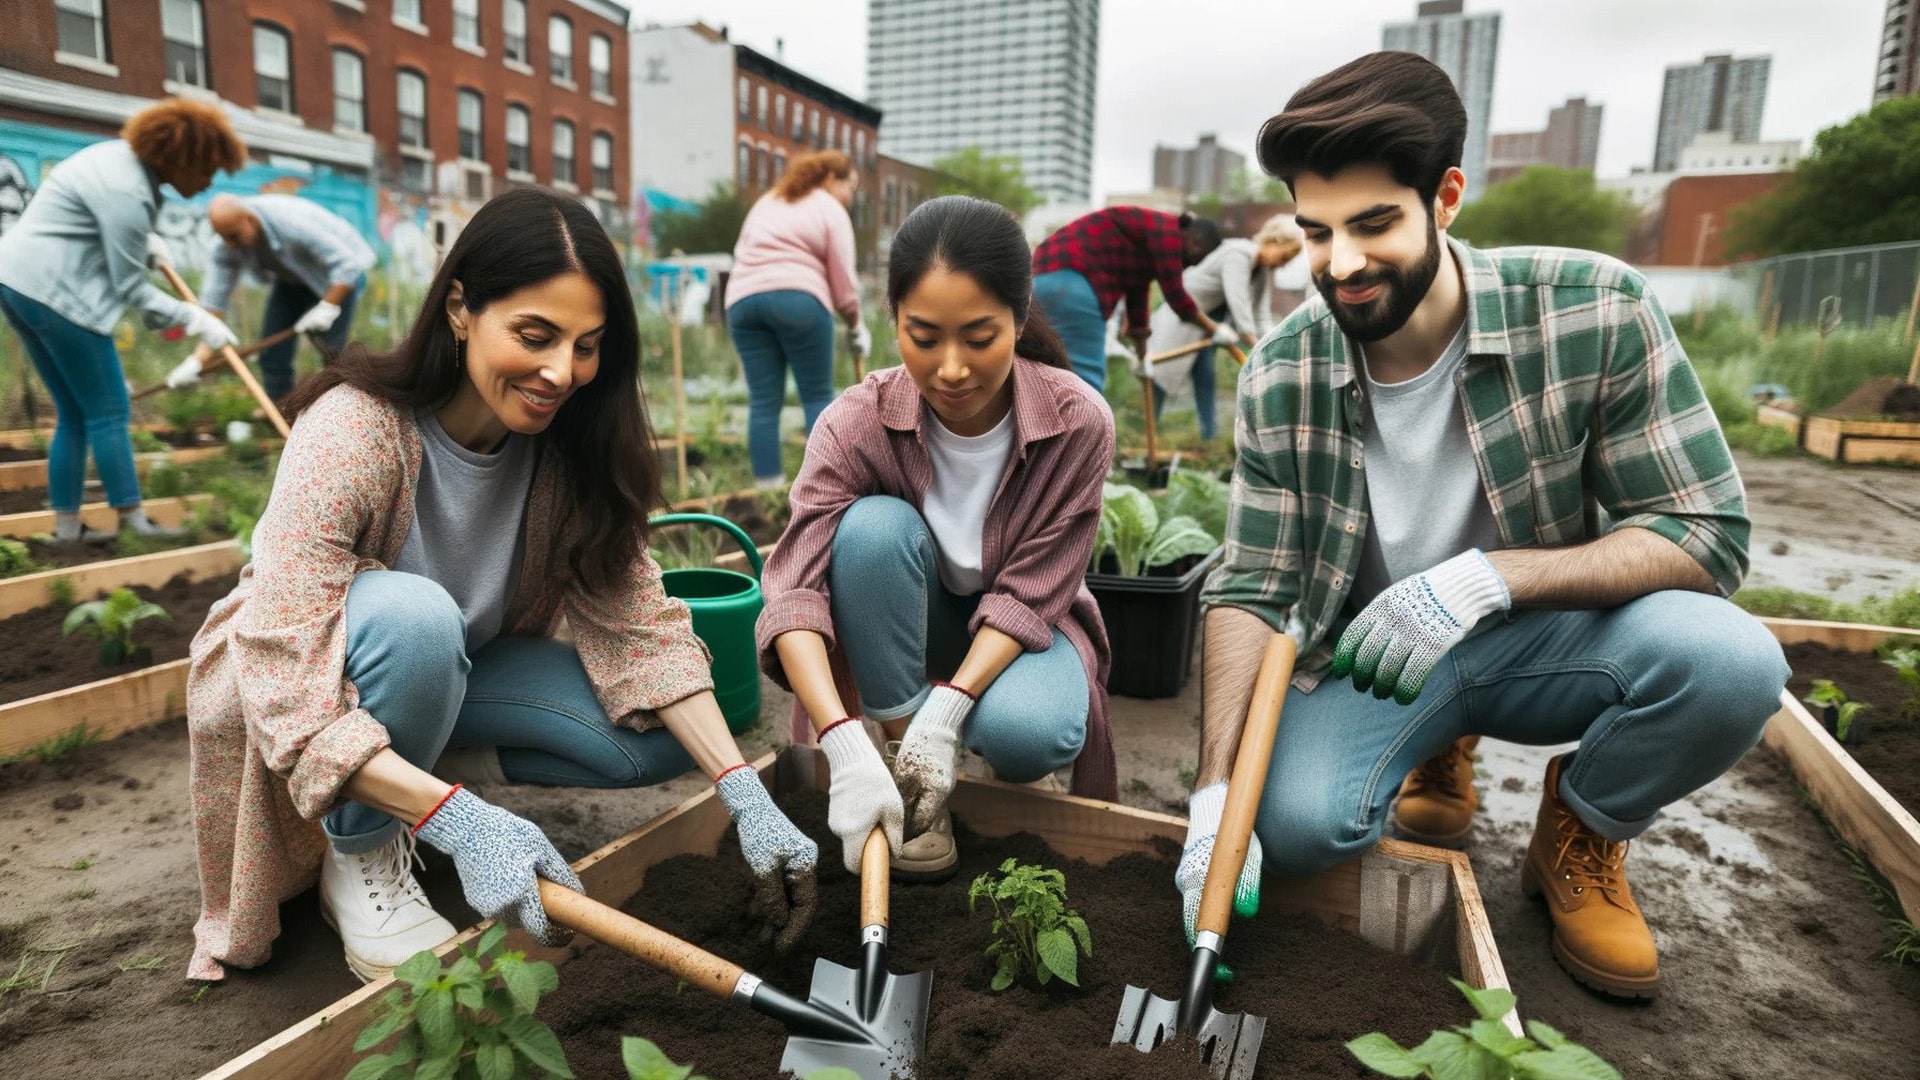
[884, 738, 959, 881]
[1520, 754, 1660, 999]
[1391, 736, 1480, 847]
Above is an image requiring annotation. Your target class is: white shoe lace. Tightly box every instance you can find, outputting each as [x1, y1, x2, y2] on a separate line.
[355, 833, 435, 930]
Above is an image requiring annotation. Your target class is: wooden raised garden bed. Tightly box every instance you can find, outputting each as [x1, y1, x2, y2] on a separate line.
[1799, 416, 1920, 466]
[0, 444, 231, 492]
[200, 745, 1517, 1080]
[0, 493, 212, 539]
[0, 539, 242, 619]
[1759, 616, 1920, 926]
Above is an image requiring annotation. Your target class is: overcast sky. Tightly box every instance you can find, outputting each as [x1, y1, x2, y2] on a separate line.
[630, 0, 1888, 199]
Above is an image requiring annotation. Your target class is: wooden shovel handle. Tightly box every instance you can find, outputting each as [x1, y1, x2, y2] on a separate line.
[1145, 338, 1215, 366]
[860, 825, 890, 930]
[537, 879, 746, 999]
[154, 260, 292, 438]
[1194, 633, 1297, 938]
[130, 329, 300, 401]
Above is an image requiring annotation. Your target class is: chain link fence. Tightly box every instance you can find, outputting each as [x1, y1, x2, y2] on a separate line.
[1729, 240, 1920, 331]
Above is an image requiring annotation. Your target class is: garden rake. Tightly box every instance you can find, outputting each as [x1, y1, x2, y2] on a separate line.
[783, 826, 932, 1078]
[129, 328, 299, 401]
[151, 258, 291, 437]
[1111, 632, 1296, 1079]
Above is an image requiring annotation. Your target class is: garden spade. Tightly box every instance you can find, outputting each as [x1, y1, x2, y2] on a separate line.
[536, 880, 909, 1080]
[1111, 632, 1296, 1080]
[782, 826, 932, 1078]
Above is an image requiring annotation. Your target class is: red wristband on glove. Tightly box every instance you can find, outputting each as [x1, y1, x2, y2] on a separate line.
[931, 681, 977, 702]
[816, 716, 863, 743]
[412, 783, 463, 834]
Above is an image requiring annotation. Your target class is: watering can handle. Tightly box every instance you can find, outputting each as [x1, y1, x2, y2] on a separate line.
[648, 512, 764, 579]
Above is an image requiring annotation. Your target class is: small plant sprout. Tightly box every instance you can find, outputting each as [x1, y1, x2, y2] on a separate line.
[63, 587, 170, 667]
[967, 858, 1093, 991]
[1346, 979, 1621, 1079]
[1882, 646, 1920, 720]
[45, 575, 77, 608]
[1804, 679, 1870, 742]
[348, 923, 572, 1080]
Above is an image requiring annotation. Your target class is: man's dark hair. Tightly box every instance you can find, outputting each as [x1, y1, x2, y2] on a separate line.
[1180, 214, 1223, 251]
[1256, 51, 1466, 206]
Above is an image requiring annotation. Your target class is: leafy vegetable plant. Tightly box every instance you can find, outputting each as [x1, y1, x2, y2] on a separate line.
[1157, 471, 1230, 544]
[0, 538, 40, 579]
[1804, 679, 1870, 742]
[63, 587, 169, 667]
[967, 858, 1092, 991]
[1882, 646, 1920, 720]
[1091, 482, 1218, 577]
[348, 924, 571, 1080]
[1346, 979, 1621, 1079]
[621, 1037, 857, 1080]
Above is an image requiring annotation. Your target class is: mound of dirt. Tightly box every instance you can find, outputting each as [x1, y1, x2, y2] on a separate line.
[1820, 377, 1920, 421]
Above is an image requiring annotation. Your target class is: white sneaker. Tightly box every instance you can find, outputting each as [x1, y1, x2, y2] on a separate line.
[319, 831, 459, 983]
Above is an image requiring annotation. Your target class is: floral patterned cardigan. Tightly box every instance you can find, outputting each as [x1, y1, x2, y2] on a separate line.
[186, 385, 712, 980]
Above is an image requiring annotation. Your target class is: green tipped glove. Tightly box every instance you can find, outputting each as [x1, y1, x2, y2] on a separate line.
[1176, 781, 1262, 980]
[1332, 549, 1511, 705]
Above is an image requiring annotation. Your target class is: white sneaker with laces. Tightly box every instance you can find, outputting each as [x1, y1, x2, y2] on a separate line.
[319, 831, 459, 983]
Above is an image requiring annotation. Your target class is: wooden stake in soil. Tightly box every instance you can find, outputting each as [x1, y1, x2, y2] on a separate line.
[1905, 273, 1920, 350]
[1908, 329, 1920, 387]
[1136, 338, 1159, 475]
[668, 270, 690, 498]
[154, 260, 292, 438]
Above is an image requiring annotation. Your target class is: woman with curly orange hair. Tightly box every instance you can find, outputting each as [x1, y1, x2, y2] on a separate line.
[726, 149, 865, 486]
[0, 97, 248, 542]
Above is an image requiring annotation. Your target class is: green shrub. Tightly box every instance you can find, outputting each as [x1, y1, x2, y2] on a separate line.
[0, 538, 40, 578]
[967, 858, 1092, 991]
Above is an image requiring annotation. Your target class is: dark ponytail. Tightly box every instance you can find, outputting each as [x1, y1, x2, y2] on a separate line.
[886, 195, 1070, 370]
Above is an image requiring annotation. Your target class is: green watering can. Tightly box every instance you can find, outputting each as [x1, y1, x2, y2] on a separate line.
[650, 513, 766, 735]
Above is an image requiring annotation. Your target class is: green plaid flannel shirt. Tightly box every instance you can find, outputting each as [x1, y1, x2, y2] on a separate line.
[1203, 239, 1750, 690]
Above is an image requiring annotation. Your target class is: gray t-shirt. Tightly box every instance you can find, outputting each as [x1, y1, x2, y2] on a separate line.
[391, 411, 537, 654]
[1349, 323, 1504, 610]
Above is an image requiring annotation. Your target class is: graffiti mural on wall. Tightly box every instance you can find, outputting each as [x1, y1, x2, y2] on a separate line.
[0, 153, 31, 234]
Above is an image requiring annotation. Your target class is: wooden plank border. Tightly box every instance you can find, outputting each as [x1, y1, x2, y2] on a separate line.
[0, 658, 189, 759]
[0, 494, 214, 539]
[0, 444, 231, 492]
[203, 746, 1517, 1078]
[0, 540, 243, 619]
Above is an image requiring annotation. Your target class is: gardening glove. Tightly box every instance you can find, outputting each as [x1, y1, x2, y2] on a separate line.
[819, 718, 905, 873]
[145, 233, 172, 268]
[294, 300, 342, 335]
[714, 765, 820, 953]
[848, 320, 872, 360]
[893, 683, 975, 835]
[1175, 781, 1263, 952]
[1333, 549, 1511, 706]
[180, 306, 238, 351]
[414, 786, 584, 947]
[165, 354, 203, 390]
[1210, 321, 1241, 347]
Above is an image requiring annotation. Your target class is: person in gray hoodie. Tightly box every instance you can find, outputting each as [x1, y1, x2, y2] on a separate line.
[0, 98, 247, 542]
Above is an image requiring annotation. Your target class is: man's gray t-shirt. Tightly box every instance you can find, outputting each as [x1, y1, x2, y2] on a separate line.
[1349, 323, 1504, 610]
[391, 411, 537, 654]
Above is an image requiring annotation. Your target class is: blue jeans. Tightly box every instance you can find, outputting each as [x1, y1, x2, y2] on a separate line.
[259, 278, 360, 400]
[0, 284, 141, 511]
[827, 496, 1087, 782]
[728, 290, 836, 481]
[1255, 591, 1790, 876]
[1032, 270, 1108, 393]
[323, 571, 697, 853]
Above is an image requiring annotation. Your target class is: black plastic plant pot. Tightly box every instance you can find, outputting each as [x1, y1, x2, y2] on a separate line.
[1087, 546, 1224, 699]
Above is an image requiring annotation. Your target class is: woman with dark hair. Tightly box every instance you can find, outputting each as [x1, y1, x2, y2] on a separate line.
[0, 97, 247, 543]
[185, 188, 818, 984]
[758, 195, 1117, 881]
[726, 149, 866, 487]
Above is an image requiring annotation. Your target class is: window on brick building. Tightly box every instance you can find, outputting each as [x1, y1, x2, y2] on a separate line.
[553, 120, 576, 185]
[756, 86, 767, 129]
[56, 0, 109, 64]
[503, 0, 529, 62]
[738, 141, 751, 187]
[506, 104, 531, 174]
[332, 49, 365, 133]
[550, 16, 574, 84]
[253, 23, 293, 113]
[454, 0, 481, 48]
[458, 88, 485, 162]
[397, 70, 430, 191]
[591, 132, 614, 193]
[394, 0, 422, 27]
[590, 34, 612, 97]
[162, 0, 207, 87]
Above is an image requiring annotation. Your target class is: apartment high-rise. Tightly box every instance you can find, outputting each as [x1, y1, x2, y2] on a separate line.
[867, 0, 1098, 206]
[1653, 53, 1770, 173]
[1381, 0, 1501, 198]
[1545, 96, 1604, 173]
[1877, 0, 1918, 102]
[1153, 134, 1245, 200]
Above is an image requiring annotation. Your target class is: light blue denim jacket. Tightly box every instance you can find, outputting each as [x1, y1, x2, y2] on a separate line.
[0, 139, 195, 336]
[200, 194, 376, 313]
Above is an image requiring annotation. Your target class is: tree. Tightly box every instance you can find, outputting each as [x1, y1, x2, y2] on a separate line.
[651, 183, 751, 256]
[1186, 192, 1224, 221]
[932, 147, 1041, 218]
[1725, 95, 1920, 258]
[1450, 167, 1637, 256]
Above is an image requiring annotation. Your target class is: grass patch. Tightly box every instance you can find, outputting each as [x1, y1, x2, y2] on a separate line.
[1733, 585, 1920, 630]
[1812, 798, 1920, 967]
[1721, 420, 1801, 457]
[1685, 313, 1915, 422]
[0, 723, 101, 767]
[0, 940, 79, 996]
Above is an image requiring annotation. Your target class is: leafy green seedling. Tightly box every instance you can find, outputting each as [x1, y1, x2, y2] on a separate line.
[1882, 646, 1920, 720]
[967, 858, 1092, 991]
[1346, 979, 1621, 1079]
[1804, 679, 1870, 741]
[45, 575, 77, 608]
[0, 538, 40, 579]
[1091, 483, 1218, 577]
[621, 1036, 857, 1080]
[63, 587, 170, 667]
[130, 429, 166, 453]
[348, 923, 573, 1080]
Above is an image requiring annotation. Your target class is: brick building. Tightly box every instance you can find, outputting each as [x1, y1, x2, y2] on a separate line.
[1631, 172, 1786, 267]
[874, 150, 942, 259]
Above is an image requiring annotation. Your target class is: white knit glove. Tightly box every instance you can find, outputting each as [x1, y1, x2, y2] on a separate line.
[893, 683, 975, 834]
[1174, 781, 1262, 948]
[294, 300, 342, 334]
[1333, 549, 1511, 705]
[180, 307, 238, 350]
[145, 233, 172, 268]
[819, 719, 905, 873]
[1210, 321, 1241, 346]
[848, 320, 873, 360]
[165, 354, 203, 389]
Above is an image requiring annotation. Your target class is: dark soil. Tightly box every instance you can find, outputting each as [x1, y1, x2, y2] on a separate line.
[0, 446, 41, 463]
[19, 528, 228, 571]
[542, 790, 1468, 1080]
[1784, 641, 1920, 813]
[1823, 376, 1920, 422]
[0, 489, 49, 515]
[0, 571, 239, 701]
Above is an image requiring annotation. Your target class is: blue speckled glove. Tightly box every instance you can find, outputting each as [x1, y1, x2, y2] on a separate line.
[715, 766, 820, 952]
[414, 787, 582, 946]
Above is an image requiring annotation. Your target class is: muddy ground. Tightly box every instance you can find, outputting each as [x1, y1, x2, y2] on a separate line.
[3, 448, 1920, 1078]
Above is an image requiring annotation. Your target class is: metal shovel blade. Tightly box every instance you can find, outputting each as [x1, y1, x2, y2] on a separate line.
[779, 955, 932, 1080]
[1112, 983, 1267, 1080]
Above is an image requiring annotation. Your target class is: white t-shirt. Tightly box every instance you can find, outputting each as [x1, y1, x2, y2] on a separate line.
[921, 405, 1016, 595]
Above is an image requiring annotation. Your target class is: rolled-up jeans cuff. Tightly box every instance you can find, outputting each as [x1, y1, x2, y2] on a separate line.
[864, 682, 932, 724]
[323, 814, 405, 854]
[1558, 769, 1656, 842]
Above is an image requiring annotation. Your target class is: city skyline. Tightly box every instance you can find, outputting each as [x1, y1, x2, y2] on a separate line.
[630, 0, 1881, 202]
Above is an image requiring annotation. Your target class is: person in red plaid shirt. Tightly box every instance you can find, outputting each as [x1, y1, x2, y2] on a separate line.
[1031, 207, 1236, 391]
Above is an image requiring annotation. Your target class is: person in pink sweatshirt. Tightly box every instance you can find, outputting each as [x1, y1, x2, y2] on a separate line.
[726, 149, 866, 486]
